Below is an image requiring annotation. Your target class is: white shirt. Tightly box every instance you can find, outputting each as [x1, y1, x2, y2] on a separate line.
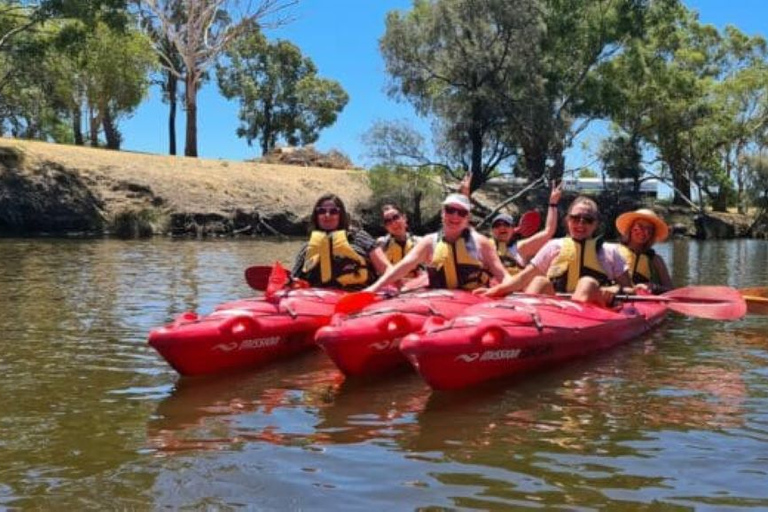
[530, 238, 628, 280]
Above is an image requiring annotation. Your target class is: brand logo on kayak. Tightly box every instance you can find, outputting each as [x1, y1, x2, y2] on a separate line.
[212, 342, 239, 352]
[455, 353, 480, 362]
[480, 349, 522, 361]
[239, 336, 281, 350]
[371, 339, 400, 351]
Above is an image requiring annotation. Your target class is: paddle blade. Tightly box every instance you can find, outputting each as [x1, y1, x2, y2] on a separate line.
[663, 286, 747, 321]
[739, 287, 768, 299]
[743, 295, 768, 315]
[244, 265, 273, 291]
[265, 261, 290, 298]
[514, 210, 541, 238]
[334, 292, 379, 314]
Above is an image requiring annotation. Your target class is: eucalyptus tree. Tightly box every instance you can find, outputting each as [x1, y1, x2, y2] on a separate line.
[379, 0, 663, 192]
[709, 28, 768, 213]
[599, 132, 645, 193]
[595, 4, 721, 206]
[380, 0, 540, 192]
[79, 21, 156, 148]
[216, 23, 348, 155]
[137, 0, 297, 157]
[137, 0, 185, 155]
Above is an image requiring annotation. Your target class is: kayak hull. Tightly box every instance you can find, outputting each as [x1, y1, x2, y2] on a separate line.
[148, 289, 344, 376]
[400, 294, 667, 391]
[315, 290, 488, 377]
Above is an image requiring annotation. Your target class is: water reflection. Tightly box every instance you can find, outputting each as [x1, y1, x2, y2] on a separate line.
[1, 238, 767, 508]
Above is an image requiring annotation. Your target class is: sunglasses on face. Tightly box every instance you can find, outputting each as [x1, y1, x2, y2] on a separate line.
[316, 207, 341, 216]
[443, 206, 469, 218]
[567, 214, 596, 225]
[492, 221, 513, 229]
[383, 213, 402, 225]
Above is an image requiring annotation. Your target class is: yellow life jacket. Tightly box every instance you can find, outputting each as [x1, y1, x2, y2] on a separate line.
[301, 230, 369, 288]
[618, 244, 655, 285]
[380, 233, 416, 265]
[427, 230, 490, 290]
[491, 238, 524, 276]
[546, 237, 611, 293]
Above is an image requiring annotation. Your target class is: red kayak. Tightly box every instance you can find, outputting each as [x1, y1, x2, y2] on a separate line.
[315, 290, 489, 377]
[148, 289, 345, 376]
[400, 294, 668, 390]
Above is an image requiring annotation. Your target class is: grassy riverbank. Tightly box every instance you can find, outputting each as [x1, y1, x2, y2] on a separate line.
[0, 138, 372, 236]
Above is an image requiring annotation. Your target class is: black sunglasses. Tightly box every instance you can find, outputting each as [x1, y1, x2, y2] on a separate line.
[492, 221, 513, 228]
[568, 214, 596, 225]
[443, 206, 469, 218]
[316, 207, 341, 216]
[383, 213, 402, 225]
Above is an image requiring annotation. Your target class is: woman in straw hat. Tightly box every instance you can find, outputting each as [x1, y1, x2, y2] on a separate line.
[615, 208, 673, 294]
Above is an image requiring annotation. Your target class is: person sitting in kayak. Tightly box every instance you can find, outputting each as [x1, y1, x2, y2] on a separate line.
[377, 203, 421, 266]
[292, 193, 390, 290]
[478, 196, 633, 306]
[365, 193, 513, 292]
[615, 208, 673, 294]
[490, 180, 562, 287]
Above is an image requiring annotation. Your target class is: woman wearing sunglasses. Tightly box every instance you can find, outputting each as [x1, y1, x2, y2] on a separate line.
[491, 181, 562, 280]
[291, 193, 390, 290]
[377, 204, 421, 266]
[480, 196, 633, 306]
[365, 193, 513, 292]
[615, 208, 673, 294]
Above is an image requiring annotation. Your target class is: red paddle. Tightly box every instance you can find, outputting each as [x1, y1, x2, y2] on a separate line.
[559, 285, 746, 320]
[738, 287, 768, 316]
[512, 210, 541, 238]
[244, 265, 273, 290]
[244, 262, 308, 294]
[334, 291, 380, 314]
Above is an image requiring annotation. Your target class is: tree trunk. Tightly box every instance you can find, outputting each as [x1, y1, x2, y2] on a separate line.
[102, 107, 121, 150]
[261, 102, 273, 156]
[712, 191, 727, 212]
[72, 106, 83, 146]
[412, 189, 423, 232]
[523, 145, 547, 182]
[89, 106, 99, 147]
[469, 126, 483, 191]
[167, 71, 177, 156]
[184, 73, 198, 157]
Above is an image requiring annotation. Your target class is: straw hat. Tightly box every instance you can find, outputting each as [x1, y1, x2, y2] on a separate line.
[616, 208, 669, 243]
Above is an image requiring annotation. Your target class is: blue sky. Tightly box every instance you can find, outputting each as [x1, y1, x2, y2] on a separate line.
[121, 0, 767, 170]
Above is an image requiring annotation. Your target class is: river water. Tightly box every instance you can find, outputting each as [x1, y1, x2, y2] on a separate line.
[0, 237, 767, 509]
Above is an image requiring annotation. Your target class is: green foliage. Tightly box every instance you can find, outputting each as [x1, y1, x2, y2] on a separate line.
[380, 0, 539, 191]
[217, 24, 348, 155]
[367, 163, 443, 231]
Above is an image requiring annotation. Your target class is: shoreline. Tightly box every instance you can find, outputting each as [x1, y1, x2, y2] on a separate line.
[1, 138, 764, 240]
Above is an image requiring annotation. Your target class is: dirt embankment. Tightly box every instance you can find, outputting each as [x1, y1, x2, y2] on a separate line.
[1, 138, 764, 239]
[0, 138, 373, 237]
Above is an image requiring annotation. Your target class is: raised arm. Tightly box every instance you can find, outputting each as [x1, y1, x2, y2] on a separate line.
[517, 180, 562, 261]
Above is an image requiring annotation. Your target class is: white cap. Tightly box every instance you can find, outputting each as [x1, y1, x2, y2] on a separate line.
[442, 193, 471, 212]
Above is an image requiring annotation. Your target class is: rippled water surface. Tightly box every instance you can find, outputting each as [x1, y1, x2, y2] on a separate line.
[1, 237, 767, 509]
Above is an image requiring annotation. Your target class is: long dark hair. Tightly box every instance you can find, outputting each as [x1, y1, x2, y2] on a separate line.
[310, 193, 349, 232]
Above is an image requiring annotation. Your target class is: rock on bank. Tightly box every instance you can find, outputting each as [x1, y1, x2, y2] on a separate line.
[0, 138, 372, 237]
